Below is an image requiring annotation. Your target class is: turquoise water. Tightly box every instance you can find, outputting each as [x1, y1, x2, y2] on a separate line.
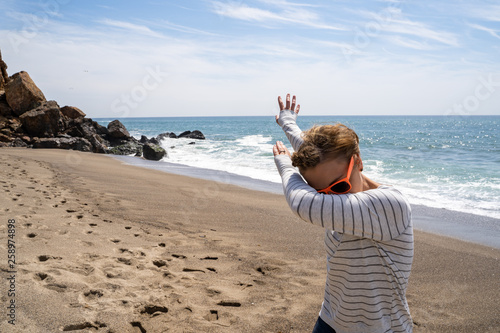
[95, 116, 500, 219]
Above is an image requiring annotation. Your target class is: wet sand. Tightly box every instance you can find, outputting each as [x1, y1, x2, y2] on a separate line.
[0, 148, 499, 332]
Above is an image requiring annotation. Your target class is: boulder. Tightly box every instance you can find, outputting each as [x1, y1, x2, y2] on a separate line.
[107, 119, 130, 139]
[143, 143, 166, 161]
[157, 132, 177, 140]
[5, 71, 46, 116]
[32, 137, 92, 152]
[61, 105, 86, 119]
[178, 130, 205, 140]
[19, 100, 64, 137]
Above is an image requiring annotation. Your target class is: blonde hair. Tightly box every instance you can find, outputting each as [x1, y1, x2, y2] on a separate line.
[291, 124, 360, 170]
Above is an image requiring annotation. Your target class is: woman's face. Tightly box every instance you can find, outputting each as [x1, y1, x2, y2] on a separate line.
[300, 155, 363, 194]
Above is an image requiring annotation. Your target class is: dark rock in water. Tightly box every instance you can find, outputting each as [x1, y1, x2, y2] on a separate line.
[108, 141, 142, 156]
[60, 105, 86, 119]
[32, 137, 92, 151]
[140, 135, 159, 145]
[188, 142, 195, 145]
[5, 71, 46, 116]
[157, 132, 177, 141]
[19, 101, 64, 137]
[143, 143, 166, 161]
[178, 130, 205, 140]
[107, 119, 130, 139]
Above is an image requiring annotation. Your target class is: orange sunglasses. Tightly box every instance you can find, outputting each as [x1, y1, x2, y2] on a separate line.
[317, 156, 354, 194]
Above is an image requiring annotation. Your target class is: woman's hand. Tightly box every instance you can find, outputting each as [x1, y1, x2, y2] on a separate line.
[273, 141, 291, 157]
[275, 93, 300, 125]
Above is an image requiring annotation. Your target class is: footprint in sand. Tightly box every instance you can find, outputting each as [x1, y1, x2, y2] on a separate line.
[130, 321, 147, 333]
[62, 321, 107, 332]
[152, 260, 168, 268]
[38, 255, 63, 262]
[140, 304, 169, 317]
[83, 289, 104, 300]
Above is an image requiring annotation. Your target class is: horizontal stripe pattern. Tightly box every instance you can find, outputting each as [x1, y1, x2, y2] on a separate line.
[275, 118, 413, 333]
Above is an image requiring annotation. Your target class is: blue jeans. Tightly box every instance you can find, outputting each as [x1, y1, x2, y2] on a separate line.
[312, 317, 336, 333]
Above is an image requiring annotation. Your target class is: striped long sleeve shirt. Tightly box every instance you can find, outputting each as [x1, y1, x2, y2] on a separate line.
[275, 110, 414, 333]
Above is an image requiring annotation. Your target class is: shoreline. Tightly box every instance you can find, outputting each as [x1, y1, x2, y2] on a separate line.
[111, 154, 500, 250]
[1, 147, 499, 332]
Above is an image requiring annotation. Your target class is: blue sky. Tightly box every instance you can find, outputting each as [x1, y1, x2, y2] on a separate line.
[0, 0, 499, 117]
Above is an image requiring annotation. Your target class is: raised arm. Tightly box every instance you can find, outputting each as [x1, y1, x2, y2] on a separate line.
[276, 94, 304, 151]
[273, 154, 412, 241]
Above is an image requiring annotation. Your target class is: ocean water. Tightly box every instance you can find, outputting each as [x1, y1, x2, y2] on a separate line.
[95, 116, 500, 220]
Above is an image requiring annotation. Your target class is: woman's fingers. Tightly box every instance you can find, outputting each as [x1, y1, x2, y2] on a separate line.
[278, 94, 299, 112]
[278, 96, 284, 111]
[273, 141, 291, 157]
[272, 143, 280, 156]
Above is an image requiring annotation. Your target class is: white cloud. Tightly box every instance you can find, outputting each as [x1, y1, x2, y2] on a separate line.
[381, 18, 459, 47]
[97, 19, 165, 38]
[468, 23, 500, 40]
[210, 1, 344, 30]
[145, 20, 219, 36]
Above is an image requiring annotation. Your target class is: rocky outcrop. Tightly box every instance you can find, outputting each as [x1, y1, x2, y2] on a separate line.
[142, 143, 166, 161]
[178, 130, 205, 140]
[5, 71, 46, 116]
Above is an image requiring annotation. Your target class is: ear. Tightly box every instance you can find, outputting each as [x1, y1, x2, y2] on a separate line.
[355, 154, 363, 172]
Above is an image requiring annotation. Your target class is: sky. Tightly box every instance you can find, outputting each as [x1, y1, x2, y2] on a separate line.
[0, 0, 499, 118]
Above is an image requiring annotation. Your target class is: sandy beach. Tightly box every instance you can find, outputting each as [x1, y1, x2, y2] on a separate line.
[0, 148, 499, 333]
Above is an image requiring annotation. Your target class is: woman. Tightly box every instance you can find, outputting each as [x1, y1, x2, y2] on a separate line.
[273, 94, 414, 333]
